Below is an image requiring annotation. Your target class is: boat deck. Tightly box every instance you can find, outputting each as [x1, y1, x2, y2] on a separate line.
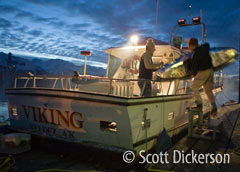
[1, 103, 240, 172]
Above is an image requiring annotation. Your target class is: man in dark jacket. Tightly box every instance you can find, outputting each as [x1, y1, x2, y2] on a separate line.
[138, 39, 163, 97]
[187, 38, 217, 115]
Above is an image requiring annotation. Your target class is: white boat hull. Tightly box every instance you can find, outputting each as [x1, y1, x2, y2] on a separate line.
[5, 88, 211, 153]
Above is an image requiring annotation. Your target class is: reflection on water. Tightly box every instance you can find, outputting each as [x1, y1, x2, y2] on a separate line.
[0, 101, 9, 120]
[216, 77, 239, 107]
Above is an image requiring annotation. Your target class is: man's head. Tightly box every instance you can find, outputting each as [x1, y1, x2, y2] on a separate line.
[188, 38, 198, 51]
[146, 38, 155, 54]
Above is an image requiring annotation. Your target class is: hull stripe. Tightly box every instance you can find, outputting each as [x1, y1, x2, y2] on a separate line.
[6, 89, 192, 106]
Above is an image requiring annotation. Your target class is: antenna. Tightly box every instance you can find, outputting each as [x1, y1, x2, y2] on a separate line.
[188, 5, 192, 24]
[154, 0, 159, 39]
[200, 9, 206, 44]
[200, 9, 203, 22]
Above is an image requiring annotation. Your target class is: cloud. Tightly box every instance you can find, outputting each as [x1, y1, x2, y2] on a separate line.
[27, 30, 43, 37]
[0, 18, 12, 28]
[14, 25, 29, 32]
[15, 10, 34, 19]
[0, 0, 239, 70]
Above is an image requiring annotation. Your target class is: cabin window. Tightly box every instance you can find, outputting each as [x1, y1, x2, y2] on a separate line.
[107, 55, 122, 78]
[100, 121, 117, 132]
[121, 56, 140, 76]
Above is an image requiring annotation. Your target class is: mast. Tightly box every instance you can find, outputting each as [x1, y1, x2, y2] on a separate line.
[154, 0, 159, 39]
[188, 5, 192, 24]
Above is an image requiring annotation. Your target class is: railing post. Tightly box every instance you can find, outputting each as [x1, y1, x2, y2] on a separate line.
[68, 78, 71, 90]
[174, 79, 180, 94]
[52, 78, 57, 89]
[109, 79, 113, 95]
[14, 78, 17, 88]
[158, 81, 162, 95]
[33, 77, 36, 88]
[61, 78, 64, 89]
[167, 80, 172, 95]
[64, 78, 67, 90]
[24, 79, 29, 88]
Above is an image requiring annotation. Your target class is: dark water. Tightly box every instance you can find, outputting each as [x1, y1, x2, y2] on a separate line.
[0, 101, 8, 119]
[215, 77, 239, 107]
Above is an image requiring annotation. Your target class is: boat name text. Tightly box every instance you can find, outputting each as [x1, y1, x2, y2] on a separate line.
[22, 105, 83, 130]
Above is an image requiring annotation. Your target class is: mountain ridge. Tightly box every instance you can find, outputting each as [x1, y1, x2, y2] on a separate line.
[0, 52, 106, 76]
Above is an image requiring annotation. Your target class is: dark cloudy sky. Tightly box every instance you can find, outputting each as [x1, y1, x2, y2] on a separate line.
[0, 0, 239, 68]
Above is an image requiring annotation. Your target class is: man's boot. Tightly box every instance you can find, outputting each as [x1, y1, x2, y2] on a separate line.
[210, 103, 217, 116]
[191, 101, 203, 111]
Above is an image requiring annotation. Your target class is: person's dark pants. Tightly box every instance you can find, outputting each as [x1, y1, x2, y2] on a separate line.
[138, 80, 152, 97]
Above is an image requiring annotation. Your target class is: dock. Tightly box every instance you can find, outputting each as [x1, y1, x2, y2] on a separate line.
[150, 103, 240, 172]
[0, 103, 240, 172]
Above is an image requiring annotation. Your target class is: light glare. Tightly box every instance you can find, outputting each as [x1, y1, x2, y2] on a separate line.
[130, 35, 139, 44]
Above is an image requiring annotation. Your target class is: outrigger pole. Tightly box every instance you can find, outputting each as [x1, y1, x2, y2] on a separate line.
[81, 51, 91, 76]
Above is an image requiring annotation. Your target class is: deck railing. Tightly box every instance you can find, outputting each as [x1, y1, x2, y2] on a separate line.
[13, 74, 222, 98]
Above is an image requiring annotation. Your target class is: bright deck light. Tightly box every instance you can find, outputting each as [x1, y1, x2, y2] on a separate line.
[130, 35, 139, 44]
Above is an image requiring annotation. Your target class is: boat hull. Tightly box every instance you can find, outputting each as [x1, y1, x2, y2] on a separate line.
[5, 88, 216, 153]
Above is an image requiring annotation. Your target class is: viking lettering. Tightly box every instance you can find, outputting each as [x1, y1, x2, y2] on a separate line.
[49, 109, 56, 125]
[37, 107, 49, 124]
[56, 110, 69, 128]
[22, 105, 31, 120]
[70, 112, 83, 129]
[31, 106, 38, 121]
[22, 105, 84, 130]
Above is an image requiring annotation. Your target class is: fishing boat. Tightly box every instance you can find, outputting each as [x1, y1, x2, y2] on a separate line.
[5, 17, 236, 155]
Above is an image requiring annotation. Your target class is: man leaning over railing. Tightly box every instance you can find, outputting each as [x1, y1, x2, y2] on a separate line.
[138, 39, 163, 97]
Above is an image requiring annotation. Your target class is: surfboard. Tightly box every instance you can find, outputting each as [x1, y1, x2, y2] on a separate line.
[156, 47, 238, 79]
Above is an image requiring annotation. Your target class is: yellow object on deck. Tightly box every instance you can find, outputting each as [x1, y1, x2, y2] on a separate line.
[130, 169, 173, 172]
[147, 169, 173, 172]
[35, 168, 173, 172]
[0, 155, 15, 172]
[34, 169, 102, 172]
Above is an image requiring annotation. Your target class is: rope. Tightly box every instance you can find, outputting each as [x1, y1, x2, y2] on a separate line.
[34, 170, 101, 172]
[0, 155, 15, 172]
[0, 155, 175, 172]
[148, 168, 173, 172]
[135, 119, 142, 145]
[222, 92, 236, 103]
